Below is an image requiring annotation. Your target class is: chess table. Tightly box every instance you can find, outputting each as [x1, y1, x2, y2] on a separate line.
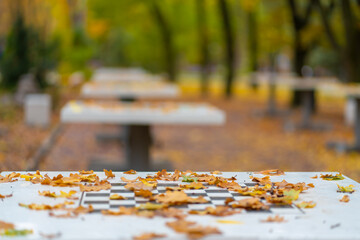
[60, 101, 225, 170]
[1, 171, 359, 239]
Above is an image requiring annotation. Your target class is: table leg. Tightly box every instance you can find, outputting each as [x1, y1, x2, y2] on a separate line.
[300, 90, 312, 127]
[124, 125, 152, 171]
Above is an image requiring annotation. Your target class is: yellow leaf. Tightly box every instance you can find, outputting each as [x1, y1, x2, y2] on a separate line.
[216, 220, 243, 225]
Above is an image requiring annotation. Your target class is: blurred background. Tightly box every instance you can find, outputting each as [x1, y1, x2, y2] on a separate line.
[0, 0, 360, 180]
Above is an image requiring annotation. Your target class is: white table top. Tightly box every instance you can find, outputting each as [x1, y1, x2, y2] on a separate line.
[0, 171, 359, 240]
[81, 81, 179, 99]
[60, 101, 225, 125]
[91, 68, 158, 82]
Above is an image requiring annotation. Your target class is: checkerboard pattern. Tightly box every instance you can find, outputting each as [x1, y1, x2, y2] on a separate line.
[80, 181, 304, 215]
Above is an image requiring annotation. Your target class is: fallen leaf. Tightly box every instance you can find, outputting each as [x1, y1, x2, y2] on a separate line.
[101, 207, 137, 216]
[231, 197, 269, 210]
[124, 169, 137, 174]
[155, 191, 208, 206]
[0, 221, 14, 230]
[261, 215, 286, 223]
[311, 175, 318, 179]
[340, 195, 350, 202]
[125, 181, 156, 191]
[155, 208, 186, 219]
[250, 176, 271, 185]
[135, 190, 153, 198]
[210, 171, 222, 175]
[0, 193, 12, 199]
[0, 172, 20, 183]
[39, 190, 78, 199]
[19, 201, 74, 210]
[255, 169, 284, 176]
[104, 169, 115, 179]
[189, 206, 241, 216]
[337, 184, 355, 193]
[180, 182, 207, 189]
[80, 180, 111, 192]
[110, 194, 126, 200]
[182, 175, 198, 182]
[166, 219, 221, 239]
[216, 220, 243, 224]
[320, 173, 344, 181]
[296, 201, 316, 208]
[133, 233, 166, 240]
[137, 202, 165, 210]
[79, 170, 94, 175]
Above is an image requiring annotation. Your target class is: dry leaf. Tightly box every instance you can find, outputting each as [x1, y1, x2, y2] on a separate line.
[0, 172, 20, 183]
[180, 182, 207, 189]
[337, 184, 355, 193]
[210, 171, 222, 175]
[231, 197, 269, 210]
[79, 170, 94, 175]
[216, 220, 243, 224]
[311, 175, 318, 179]
[320, 173, 344, 181]
[110, 194, 126, 200]
[0, 221, 14, 230]
[0, 193, 12, 199]
[189, 206, 241, 216]
[39, 190, 77, 199]
[296, 201, 316, 208]
[124, 169, 137, 174]
[155, 191, 208, 206]
[135, 190, 153, 198]
[133, 233, 166, 240]
[166, 219, 221, 239]
[255, 169, 284, 176]
[261, 215, 286, 223]
[137, 202, 165, 210]
[340, 195, 350, 203]
[101, 207, 137, 216]
[104, 169, 115, 179]
[80, 180, 111, 192]
[19, 201, 74, 210]
[250, 176, 271, 185]
[155, 208, 186, 219]
[125, 181, 156, 191]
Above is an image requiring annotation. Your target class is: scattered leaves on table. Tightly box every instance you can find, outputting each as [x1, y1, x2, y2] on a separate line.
[104, 169, 115, 179]
[231, 197, 269, 210]
[155, 191, 208, 205]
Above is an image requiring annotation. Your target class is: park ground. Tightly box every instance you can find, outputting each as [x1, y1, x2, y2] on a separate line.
[1, 77, 360, 182]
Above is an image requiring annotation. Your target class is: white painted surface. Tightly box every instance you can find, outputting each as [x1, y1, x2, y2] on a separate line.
[81, 81, 179, 99]
[0, 171, 359, 239]
[60, 101, 225, 125]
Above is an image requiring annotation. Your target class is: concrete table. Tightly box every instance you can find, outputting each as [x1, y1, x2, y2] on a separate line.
[81, 80, 179, 144]
[327, 89, 360, 152]
[91, 67, 157, 82]
[284, 79, 331, 131]
[61, 101, 225, 170]
[81, 81, 179, 100]
[1, 171, 359, 240]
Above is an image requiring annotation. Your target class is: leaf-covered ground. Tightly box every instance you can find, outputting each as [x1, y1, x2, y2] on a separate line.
[39, 92, 360, 182]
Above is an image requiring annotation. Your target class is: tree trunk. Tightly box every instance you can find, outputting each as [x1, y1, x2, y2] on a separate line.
[218, 0, 236, 98]
[149, 1, 177, 82]
[247, 9, 258, 90]
[340, 0, 360, 83]
[196, 0, 210, 96]
[287, 0, 316, 111]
